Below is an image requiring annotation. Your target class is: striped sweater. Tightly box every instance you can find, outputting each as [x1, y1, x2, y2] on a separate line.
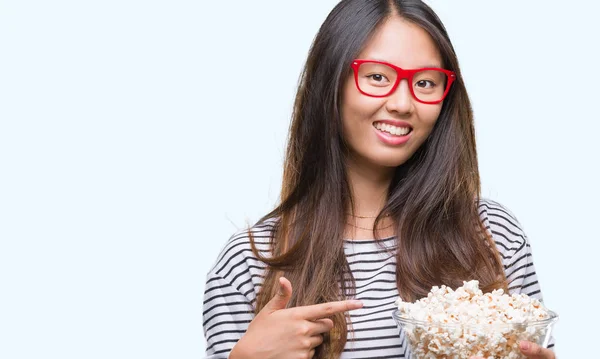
[202, 199, 554, 358]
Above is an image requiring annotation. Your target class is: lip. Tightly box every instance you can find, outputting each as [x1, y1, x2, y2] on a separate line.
[373, 119, 413, 146]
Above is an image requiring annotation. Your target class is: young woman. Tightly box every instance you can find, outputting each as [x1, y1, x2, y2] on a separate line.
[203, 1, 555, 358]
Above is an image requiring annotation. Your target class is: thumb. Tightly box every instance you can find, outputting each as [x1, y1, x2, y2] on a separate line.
[519, 341, 554, 358]
[264, 276, 292, 312]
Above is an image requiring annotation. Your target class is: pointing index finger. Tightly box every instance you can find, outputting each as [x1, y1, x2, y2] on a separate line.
[293, 300, 363, 320]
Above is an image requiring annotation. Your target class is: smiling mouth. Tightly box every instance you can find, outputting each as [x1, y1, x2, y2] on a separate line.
[373, 122, 413, 136]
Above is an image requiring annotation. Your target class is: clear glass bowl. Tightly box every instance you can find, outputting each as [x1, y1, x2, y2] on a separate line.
[392, 309, 558, 359]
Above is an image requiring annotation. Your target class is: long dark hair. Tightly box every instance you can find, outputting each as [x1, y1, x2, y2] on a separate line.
[249, 1, 507, 358]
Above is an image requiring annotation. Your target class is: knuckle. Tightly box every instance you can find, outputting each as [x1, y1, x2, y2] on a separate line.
[287, 309, 300, 320]
[316, 334, 324, 345]
[300, 339, 311, 348]
[323, 304, 335, 315]
[298, 323, 311, 336]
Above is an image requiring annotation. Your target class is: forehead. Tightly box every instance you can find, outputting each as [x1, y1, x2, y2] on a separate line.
[357, 16, 443, 69]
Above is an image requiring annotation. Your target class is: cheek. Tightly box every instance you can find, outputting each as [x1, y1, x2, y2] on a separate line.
[415, 104, 443, 130]
[342, 83, 382, 122]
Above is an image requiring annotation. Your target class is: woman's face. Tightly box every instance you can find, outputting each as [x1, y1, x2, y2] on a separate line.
[341, 17, 445, 170]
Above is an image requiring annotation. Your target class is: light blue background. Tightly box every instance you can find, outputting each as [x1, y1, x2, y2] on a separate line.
[1, 1, 598, 358]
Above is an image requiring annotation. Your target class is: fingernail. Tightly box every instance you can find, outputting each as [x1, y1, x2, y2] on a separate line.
[351, 300, 363, 307]
[520, 341, 530, 351]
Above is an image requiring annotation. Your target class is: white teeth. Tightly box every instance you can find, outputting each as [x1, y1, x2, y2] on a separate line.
[374, 122, 411, 136]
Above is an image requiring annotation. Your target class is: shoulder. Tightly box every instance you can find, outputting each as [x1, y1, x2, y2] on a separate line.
[205, 219, 276, 299]
[477, 198, 529, 264]
[208, 219, 276, 276]
[477, 199, 547, 300]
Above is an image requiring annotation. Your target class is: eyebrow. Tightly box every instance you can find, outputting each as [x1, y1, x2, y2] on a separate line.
[366, 58, 443, 69]
[417, 64, 443, 69]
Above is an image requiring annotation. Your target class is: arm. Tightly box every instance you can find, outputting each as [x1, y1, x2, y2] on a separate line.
[203, 273, 254, 358]
[480, 199, 556, 351]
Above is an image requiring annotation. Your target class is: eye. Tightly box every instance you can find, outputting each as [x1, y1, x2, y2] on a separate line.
[367, 73, 389, 83]
[416, 80, 435, 89]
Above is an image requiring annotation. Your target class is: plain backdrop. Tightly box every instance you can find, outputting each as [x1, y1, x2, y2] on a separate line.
[1, 0, 598, 358]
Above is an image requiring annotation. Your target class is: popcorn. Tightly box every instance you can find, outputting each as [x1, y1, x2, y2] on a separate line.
[395, 280, 551, 359]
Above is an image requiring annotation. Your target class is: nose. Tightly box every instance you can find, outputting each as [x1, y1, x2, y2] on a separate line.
[385, 79, 414, 114]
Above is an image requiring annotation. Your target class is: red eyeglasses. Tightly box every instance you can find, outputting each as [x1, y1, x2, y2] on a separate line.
[351, 59, 456, 104]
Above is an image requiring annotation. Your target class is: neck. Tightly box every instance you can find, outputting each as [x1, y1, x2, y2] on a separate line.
[345, 154, 395, 217]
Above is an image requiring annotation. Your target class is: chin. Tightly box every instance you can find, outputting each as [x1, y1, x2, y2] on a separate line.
[368, 152, 412, 169]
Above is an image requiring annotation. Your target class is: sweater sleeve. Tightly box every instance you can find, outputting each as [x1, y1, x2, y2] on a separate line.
[479, 199, 556, 350]
[202, 273, 254, 358]
[202, 225, 272, 358]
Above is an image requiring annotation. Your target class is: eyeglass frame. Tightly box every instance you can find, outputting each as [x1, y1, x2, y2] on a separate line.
[350, 59, 457, 105]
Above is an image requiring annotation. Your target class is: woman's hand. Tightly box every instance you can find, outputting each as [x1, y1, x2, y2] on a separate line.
[470, 340, 555, 359]
[229, 277, 363, 359]
[517, 341, 556, 358]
